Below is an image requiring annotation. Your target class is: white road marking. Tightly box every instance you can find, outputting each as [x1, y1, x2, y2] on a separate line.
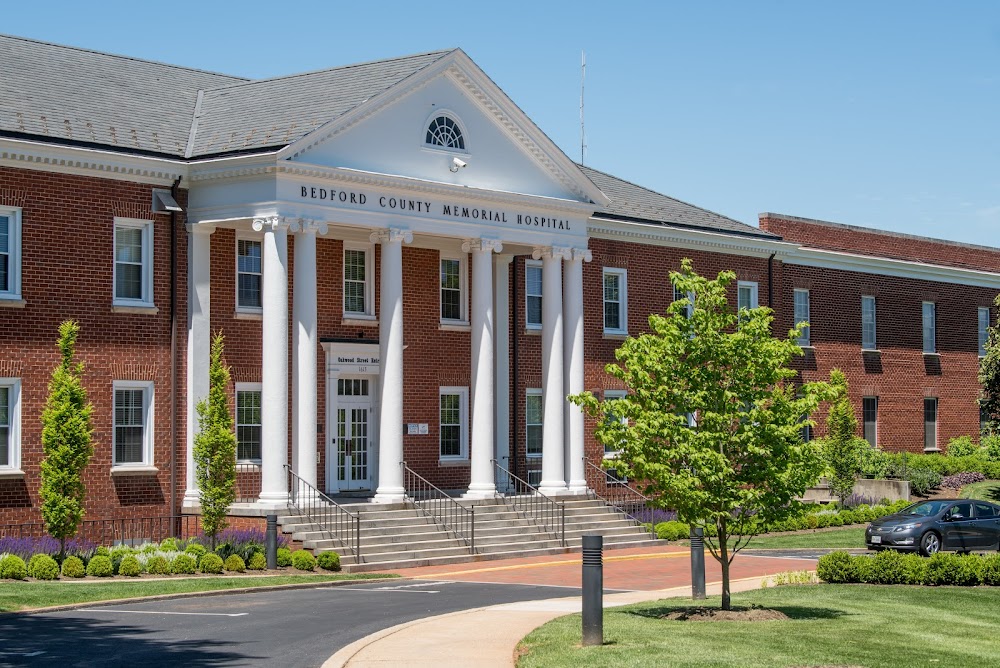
[0, 651, 46, 657]
[78, 608, 248, 617]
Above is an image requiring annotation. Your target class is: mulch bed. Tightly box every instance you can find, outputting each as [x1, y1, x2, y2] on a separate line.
[659, 606, 789, 622]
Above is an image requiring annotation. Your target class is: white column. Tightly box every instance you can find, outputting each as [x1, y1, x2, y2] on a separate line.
[184, 223, 214, 506]
[534, 246, 570, 495]
[494, 254, 513, 493]
[372, 227, 412, 503]
[292, 220, 327, 490]
[464, 238, 503, 498]
[256, 217, 290, 506]
[564, 248, 591, 494]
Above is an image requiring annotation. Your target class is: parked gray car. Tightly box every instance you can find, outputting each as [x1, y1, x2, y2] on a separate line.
[865, 499, 1000, 556]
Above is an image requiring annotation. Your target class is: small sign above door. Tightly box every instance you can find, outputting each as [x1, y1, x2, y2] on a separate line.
[323, 342, 380, 376]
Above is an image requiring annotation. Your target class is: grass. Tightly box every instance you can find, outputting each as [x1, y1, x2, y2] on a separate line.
[0, 573, 396, 612]
[517, 584, 1000, 667]
[960, 480, 1000, 503]
[739, 526, 866, 549]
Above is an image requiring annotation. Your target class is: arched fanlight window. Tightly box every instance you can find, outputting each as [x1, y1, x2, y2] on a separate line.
[425, 115, 465, 150]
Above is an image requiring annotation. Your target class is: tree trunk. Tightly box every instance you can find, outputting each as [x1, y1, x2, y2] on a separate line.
[718, 518, 731, 610]
[60, 536, 66, 563]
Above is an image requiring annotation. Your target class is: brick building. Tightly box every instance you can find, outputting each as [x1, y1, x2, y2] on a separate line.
[1, 35, 997, 525]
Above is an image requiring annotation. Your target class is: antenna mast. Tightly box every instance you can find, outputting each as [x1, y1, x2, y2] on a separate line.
[580, 50, 587, 165]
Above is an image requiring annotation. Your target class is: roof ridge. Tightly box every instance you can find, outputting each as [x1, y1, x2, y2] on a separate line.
[0, 32, 248, 81]
[202, 48, 457, 93]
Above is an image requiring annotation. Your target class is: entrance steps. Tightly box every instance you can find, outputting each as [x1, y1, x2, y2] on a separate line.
[277, 496, 665, 572]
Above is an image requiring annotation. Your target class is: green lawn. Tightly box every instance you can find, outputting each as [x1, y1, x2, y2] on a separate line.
[517, 584, 1000, 668]
[960, 480, 1000, 503]
[740, 526, 866, 549]
[0, 573, 395, 612]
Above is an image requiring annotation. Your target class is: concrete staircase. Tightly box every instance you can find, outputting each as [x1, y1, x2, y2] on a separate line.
[278, 496, 664, 572]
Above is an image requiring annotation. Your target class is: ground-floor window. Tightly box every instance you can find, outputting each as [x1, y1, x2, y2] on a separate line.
[0, 378, 20, 470]
[113, 381, 153, 467]
[439, 386, 468, 460]
[526, 389, 543, 458]
[602, 389, 627, 457]
[924, 398, 938, 451]
[863, 396, 878, 448]
[236, 383, 262, 462]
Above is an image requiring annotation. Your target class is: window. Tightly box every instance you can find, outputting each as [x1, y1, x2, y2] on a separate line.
[979, 307, 990, 357]
[343, 244, 373, 317]
[0, 207, 21, 300]
[975, 502, 997, 518]
[862, 296, 877, 350]
[113, 218, 153, 306]
[602, 390, 627, 457]
[440, 255, 467, 323]
[924, 398, 938, 451]
[794, 289, 810, 346]
[439, 387, 469, 460]
[236, 384, 262, 462]
[800, 421, 812, 443]
[525, 260, 542, 330]
[863, 397, 878, 448]
[922, 301, 936, 354]
[673, 285, 693, 319]
[113, 381, 154, 467]
[425, 115, 465, 150]
[982, 405, 991, 437]
[0, 378, 20, 471]
[526, 389, 543, 457]
[737, 281, 758, 311]
[236, 238, 262, 311]
[602, 268, 627, 335]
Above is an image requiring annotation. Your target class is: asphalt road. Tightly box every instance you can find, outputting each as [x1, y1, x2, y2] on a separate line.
[0, 580, 589, 668]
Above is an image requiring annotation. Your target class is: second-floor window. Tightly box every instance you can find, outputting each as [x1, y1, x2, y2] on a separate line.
[979, 307, 990, 357]
[114, 218, 153, 306]
[862, 296, 877, 350]
[525, 260, 542, 329]
[794, 288, 810, 346]
[603, 268, 627, 335]
[922, 301, 936, 354]
[236, 238, 262, 310]
[344, 245, 373, 317]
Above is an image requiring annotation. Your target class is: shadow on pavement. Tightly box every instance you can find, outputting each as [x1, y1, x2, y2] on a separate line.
[624, 604, 847, 621]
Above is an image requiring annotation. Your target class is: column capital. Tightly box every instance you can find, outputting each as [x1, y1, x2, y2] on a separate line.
[567, 247, 593, 262]
[293, 218, 329, 236]
[532, 245, 572, 261]
[252, 216, 292, 233]
[461, 238, 504, 254]
[185, 223, 216, 235]
[370, 227, 413, 245]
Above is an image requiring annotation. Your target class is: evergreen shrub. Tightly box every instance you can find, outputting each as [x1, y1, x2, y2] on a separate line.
[317, 552, 341, 571]
[276, 547, 292, 567]
[171, 553, 197, 575]
[224, 555, 245, 573]
[247, 552, 267, 571]
[118, 555, 142, 577]
[146, 555, 170, 575]
[28, 554, 60, 580]
[0, 554, 28, 580]
[199, 553, 224, 574]
[86, 555, 113, 577]
[291, 550, 316, 571]
[61, 555, 85, 578]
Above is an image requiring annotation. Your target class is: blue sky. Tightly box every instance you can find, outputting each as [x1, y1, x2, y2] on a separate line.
[4, 2, 999, 244]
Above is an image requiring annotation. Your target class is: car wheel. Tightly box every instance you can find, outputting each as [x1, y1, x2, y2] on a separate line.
[920, 531, 941, 557]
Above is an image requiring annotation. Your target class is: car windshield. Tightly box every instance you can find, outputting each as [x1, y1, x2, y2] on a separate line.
[901, 501, 950, 517]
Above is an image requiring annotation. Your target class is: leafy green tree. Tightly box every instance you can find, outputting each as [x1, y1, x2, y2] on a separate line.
[823, 369, 865, 506]
[194, 333, 237, 548]
[571, 260, 834, 610]
[40, 320, 95, 558]
[979, 294, 1000, 437]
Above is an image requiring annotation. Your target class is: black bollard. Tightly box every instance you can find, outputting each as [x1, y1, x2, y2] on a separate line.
[266, 514, 278, 570]
[581, 534, 603, 646]
[690, 525, 706, 600]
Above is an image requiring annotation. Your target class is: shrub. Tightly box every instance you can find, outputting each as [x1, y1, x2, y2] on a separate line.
[870, 550, 908, 585]
[946, 436, 981, 458]
[276, 547, 292, 567]
[109, 545, 135, 574]
[247, 552, 267, 571]
[905, 466, 942, 497]
[160, 537, 178, 552]
[655, 521, 689, 541]
[955, 554, 984, 586]
[199, 553, 224, 574]
[171, 553, 197, 575]
[817, 551, 855, 583]
[858, 447, 893, 479]
[0, 554, 28, 580]
[983, 435, 1000, 462]
[146, 555, 170, 575]
[805, 514, 819, 529]
[900, 553, 928, 584]
[815, 514, 832, 528]
[61, 555, 85, 578]
[291, 550, 316, 571]
[224, 555, 246, 573]
[185, 543, 207, 562]
[94, 546, 110, 558]
[941, 471, 986, 489]
[317, 552, 341, 571]
[852, 555, 875, 583]
[28, 554, 60, 580]
[118, 555, 142, 577]
[925, 553, 960, 586]
[981, 554, 1000, 586]
[829, 514, 844, 527]
[838, 510, 857, 525]
[86, 555, 113, 577]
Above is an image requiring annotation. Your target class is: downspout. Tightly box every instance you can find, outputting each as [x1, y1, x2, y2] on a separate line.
[169, 176, 181, 520]
[767, 253, 775, 309]
[511, 258, 520, 482]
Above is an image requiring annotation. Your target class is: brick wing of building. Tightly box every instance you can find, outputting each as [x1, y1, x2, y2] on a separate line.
[1, 35, 997, 526]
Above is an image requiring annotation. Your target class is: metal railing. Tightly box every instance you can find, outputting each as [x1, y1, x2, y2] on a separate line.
[585, 460, 658, 537]
[492, 459, 565, 546]
[286, 466, 362, 562]
[0, 515, 201, 546]
[402, 462, 475, 552]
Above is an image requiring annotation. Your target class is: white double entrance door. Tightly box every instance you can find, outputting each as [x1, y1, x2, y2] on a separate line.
[327, 375, 378, 494]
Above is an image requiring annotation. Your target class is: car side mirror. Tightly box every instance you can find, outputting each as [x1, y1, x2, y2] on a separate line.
[946, 514, 964, 521]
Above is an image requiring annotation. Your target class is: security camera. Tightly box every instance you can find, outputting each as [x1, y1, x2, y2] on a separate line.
[450, 157, 467, 173]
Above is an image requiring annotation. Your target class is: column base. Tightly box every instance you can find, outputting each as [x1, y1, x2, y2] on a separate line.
[257, 491, 291, 509]
[538, 481, 568, 496]
[566, 481, 589, 495]
[372, 486, 406, 504]
[463, 483, 497, 499]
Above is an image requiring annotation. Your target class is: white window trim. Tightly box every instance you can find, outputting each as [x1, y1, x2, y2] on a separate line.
[343, 242, 375, 319]
[602, 389, 627, 459]
[525, 260, 543, 331]
[112, 217, 154, 308]
[420, 109, 471, 155]
[737, 281, 759, 310]
[862, 295, 877, 351]
[0, 378, 22, 473]
[438, 386, 469, 461]
[922, 301, 937, 354]
[235, 382, 263, 463]
[439, 253, 469, 326]
[235, 232, 263, 315]
[794, 288, 811, 346]
[525, 388, 543, 458]
[112, 380, 155, 469]
[602, 268, 628, 336]
[0, 207, 22, 301]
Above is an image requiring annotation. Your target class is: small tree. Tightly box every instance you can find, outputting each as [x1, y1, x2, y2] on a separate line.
[979, 294, 1000, 437]
[571, 260, 834, 610]
[823, 369, 865, 506]
[194, 333, 237, 548]
[40, 320, 95, 558]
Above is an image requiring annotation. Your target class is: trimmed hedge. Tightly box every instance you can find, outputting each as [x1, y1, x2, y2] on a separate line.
[86, 555, 114, 577]
[817, 550, 1000, 586]
[247, 552, 267, 571]
[118, 555, 142, 577]
[291, 550, 316, 572]
[276, 547, 292, 567]
[0, 554, 28, 580]
[317, 551, 341, 572]
[171, 553, 197, 575]
[224, 555, 246, 573]
[61, 555, 86, 578]
[146, 555, 170, 575]
[199, 553, 224, 574]
[28, 554, 60, 580]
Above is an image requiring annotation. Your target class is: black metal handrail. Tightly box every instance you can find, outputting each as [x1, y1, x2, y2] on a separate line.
[285, 465, 362, 562]
[585, 460, 657, 536]
[492, 459, 565, 546]
[402, 462, 475, 552]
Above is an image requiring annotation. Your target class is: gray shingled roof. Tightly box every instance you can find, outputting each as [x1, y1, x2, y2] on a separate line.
[581, 165, 776, 238]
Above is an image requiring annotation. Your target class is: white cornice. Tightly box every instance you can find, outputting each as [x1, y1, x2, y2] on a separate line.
[0, 137, 186, 185]
[588, 218, 794, 258]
